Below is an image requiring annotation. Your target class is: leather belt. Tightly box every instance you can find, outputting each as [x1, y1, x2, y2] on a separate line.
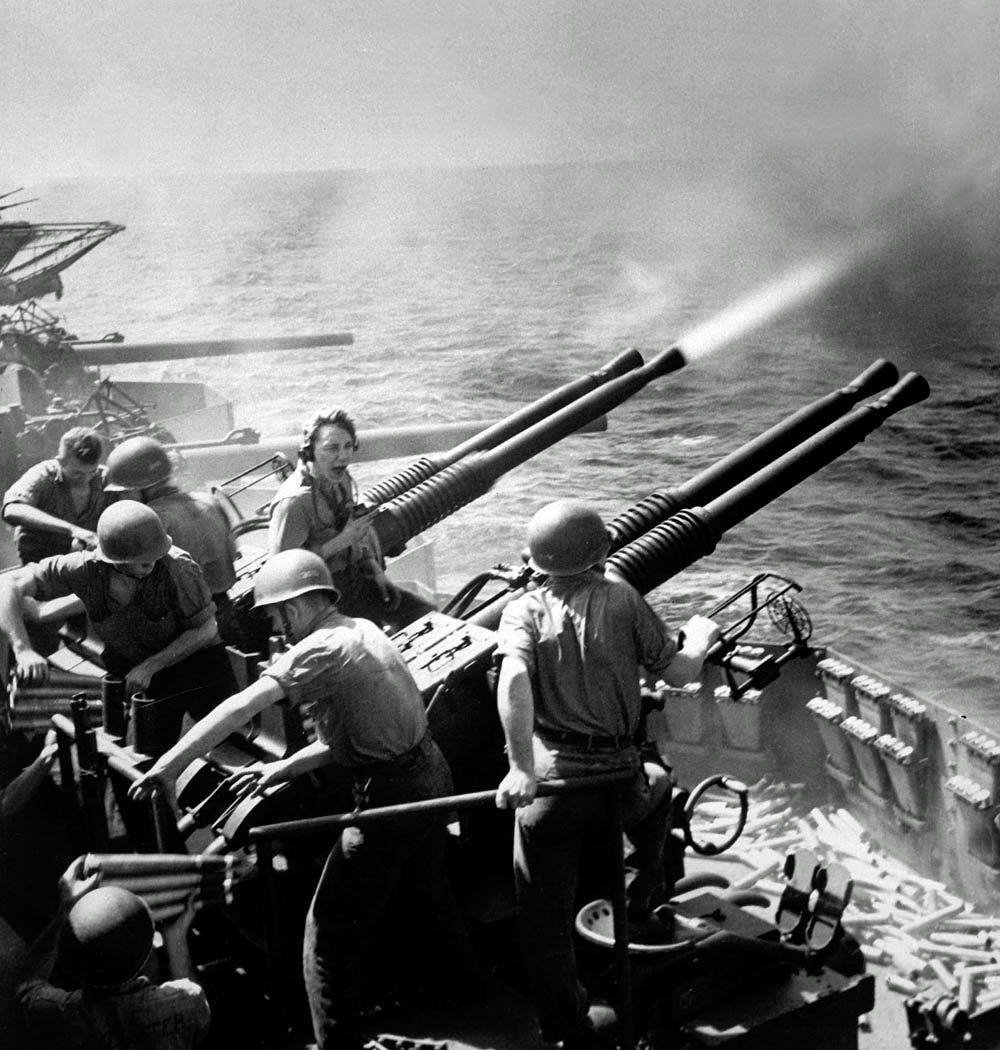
[536, 727, 634, 752]
[353, 733, 430, 777]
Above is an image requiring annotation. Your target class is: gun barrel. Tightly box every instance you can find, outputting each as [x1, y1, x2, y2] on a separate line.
[173, 417, 607, 491]
[606, 372, 930, 594]
[373, 346, 686, 556]
[71, 332, 354, 365]
[606, 358, 899, 550]
[361, 348, 643, 505]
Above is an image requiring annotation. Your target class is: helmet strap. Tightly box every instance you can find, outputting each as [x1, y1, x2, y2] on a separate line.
[111, 562, 153, 581]
[142, 479, 173, 500]
[276, 600, 297, 643]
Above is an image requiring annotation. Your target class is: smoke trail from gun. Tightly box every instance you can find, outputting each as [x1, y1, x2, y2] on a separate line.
[796, 153, 1000, 364]
[674, 237, 883, 362]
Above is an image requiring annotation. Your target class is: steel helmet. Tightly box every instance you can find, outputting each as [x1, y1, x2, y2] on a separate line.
[527, 500, 610, 576]
[96, 501, 172, 563]
[58, 887, 154, 987]
[105, 436, 173, 491]
[252, 549, 341, 608]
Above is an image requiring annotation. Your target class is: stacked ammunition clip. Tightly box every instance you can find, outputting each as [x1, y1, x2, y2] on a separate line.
[809, 661, 930, 822]
[5, 670, 102, 732]
[82, 852, 242, 924]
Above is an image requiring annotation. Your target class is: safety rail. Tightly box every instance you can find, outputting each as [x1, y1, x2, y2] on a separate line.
[248, 769, 639, 1050]
[210, 452, 295, 524]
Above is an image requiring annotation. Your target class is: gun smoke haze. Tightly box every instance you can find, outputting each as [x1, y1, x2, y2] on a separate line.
[24, 159, 1000, 723]
[5, 1, 998, 715]
[672, 245, 879, 363]
[565, 2, 1000, 378]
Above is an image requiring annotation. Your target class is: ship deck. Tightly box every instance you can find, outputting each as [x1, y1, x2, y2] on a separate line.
[7, 604, 1000, 1050]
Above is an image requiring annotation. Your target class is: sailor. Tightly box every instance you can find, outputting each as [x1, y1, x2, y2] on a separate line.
[494, 500, 721, 1050]
[128, 548, 477, 1049]
[268, 406, 435, 633]
[0, 500, 238, 747]
[17, 857, 210, 1050]
[104, 435, 241, 646]
[2, 426, 117, 564]
[1, 729, 86, 1045]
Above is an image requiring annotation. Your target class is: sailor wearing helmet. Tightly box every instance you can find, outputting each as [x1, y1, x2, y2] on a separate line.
[16, 856, 209, 1049]
[0, 500, 237, 746]
[104, 436, 237, 600]
[104, 435, 242, 646]
[129, 548, 479, 1050]
[494, 500, 721, 1050]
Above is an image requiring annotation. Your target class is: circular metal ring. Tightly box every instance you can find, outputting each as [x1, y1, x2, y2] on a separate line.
[683, 774, 749, 856]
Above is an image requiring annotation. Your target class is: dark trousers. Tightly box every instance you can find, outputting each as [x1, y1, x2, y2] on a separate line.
[302, 735, 475, 1050]
[513, 741, 667, 1043]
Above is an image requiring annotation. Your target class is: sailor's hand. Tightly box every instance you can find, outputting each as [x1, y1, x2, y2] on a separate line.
[376, 575, 402, 610]
[128, 765, 175, 804]
[496, 768, 537, 810]
[681, 615, 722, 651]
[342, 510, 375, 544]
[37, 728, 59, 769]
[225, 762, 284, 795]
[58, 856, 101, 909]
[161, 892, 198, 940]
[70, 527, 98, 551]
[14, 648, 50, 685]
[125, 661, 155, 695]
[254, 760, 295, 792]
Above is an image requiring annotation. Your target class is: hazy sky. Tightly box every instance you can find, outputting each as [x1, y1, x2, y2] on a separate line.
[3, 0, 998, 181]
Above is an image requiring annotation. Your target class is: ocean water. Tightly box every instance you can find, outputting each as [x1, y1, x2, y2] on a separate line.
[25, 163, 1000, 718]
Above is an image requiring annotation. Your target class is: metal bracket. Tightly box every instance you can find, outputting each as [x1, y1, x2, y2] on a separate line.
[776, 848, 819, 941]
[806, 859, 852, 951]
[775, 848, 853, 951]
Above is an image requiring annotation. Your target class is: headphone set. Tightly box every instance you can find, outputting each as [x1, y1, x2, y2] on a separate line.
[298, 409, 360, 463]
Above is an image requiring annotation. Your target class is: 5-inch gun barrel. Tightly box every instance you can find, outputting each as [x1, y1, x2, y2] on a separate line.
[71, 332, 354, 365]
